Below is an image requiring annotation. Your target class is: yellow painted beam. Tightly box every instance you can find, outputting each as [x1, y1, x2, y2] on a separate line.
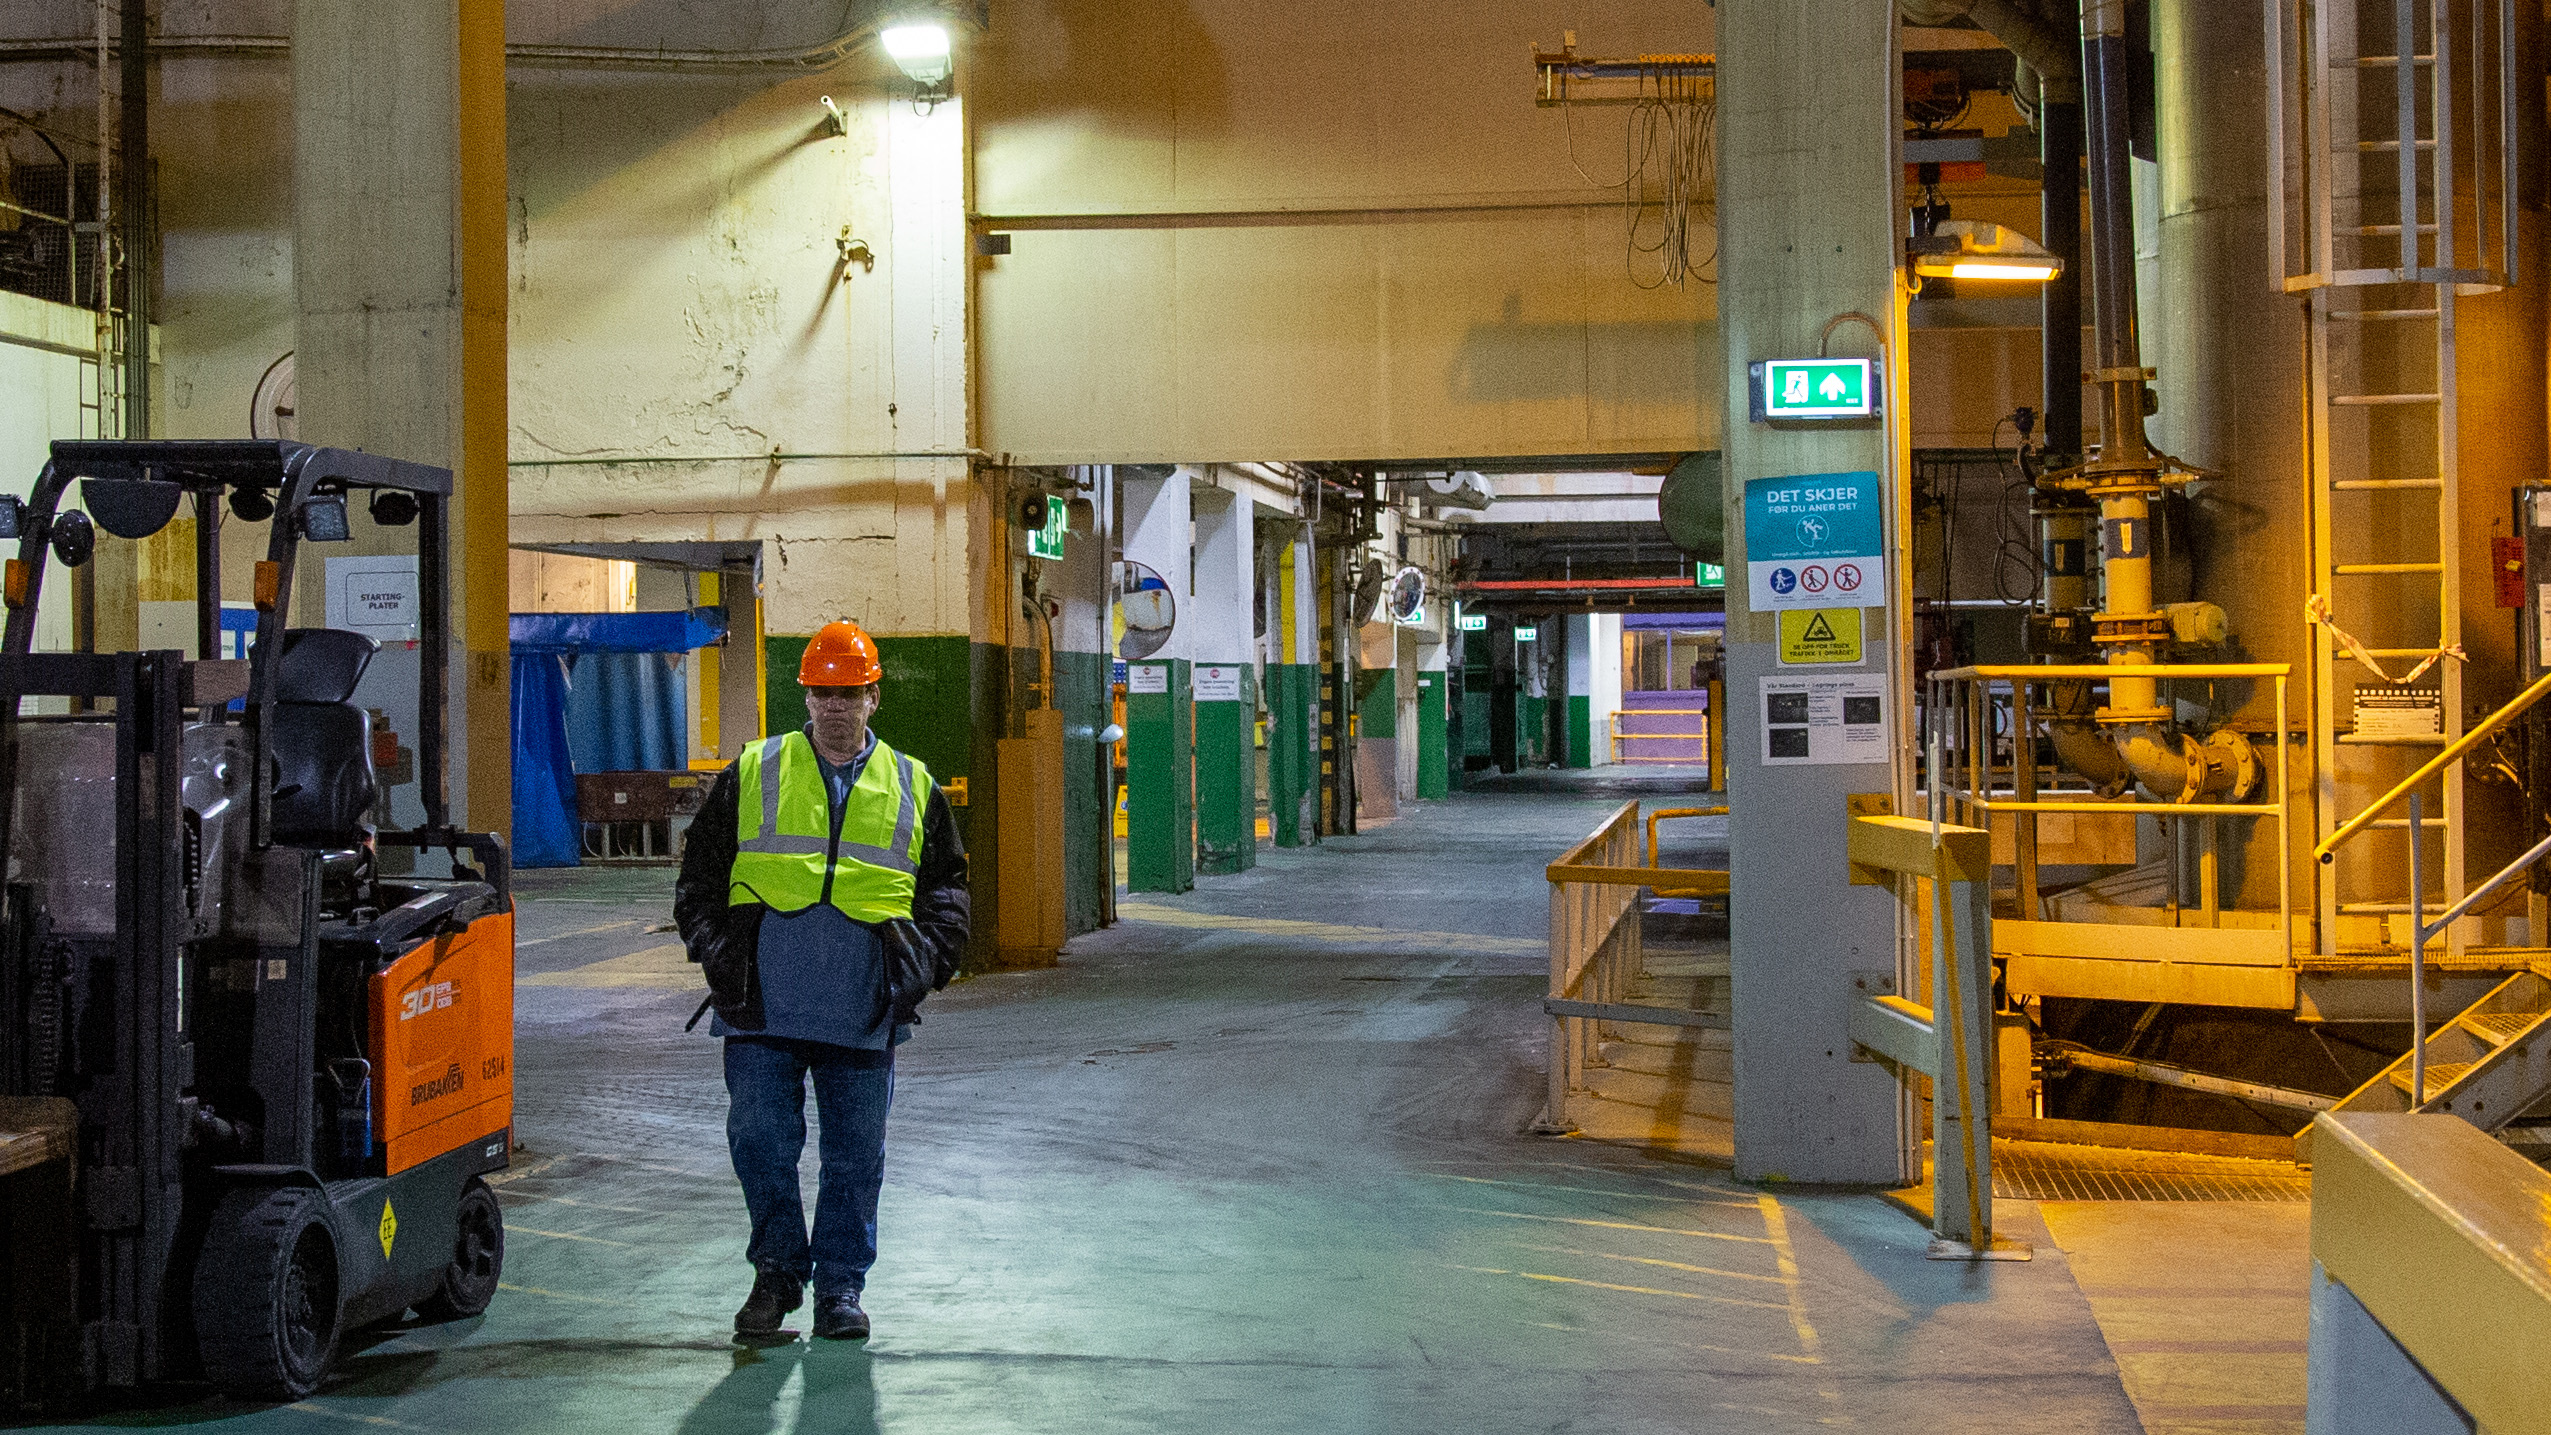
[1847, 814, 1990, 886]
[458, 0, 509, 837]
[2004, 953, 2296, 1009]
[2309, 1112, 2551, 1434]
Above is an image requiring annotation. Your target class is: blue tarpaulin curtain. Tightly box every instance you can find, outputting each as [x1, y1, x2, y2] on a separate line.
[510, 653, 583, 868]
[509, 607, 728, 868]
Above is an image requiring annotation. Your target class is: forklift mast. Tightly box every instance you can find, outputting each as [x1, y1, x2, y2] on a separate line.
[0, 441, 514, 1403]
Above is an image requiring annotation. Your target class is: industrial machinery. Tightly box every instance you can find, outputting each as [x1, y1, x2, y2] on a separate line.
[0, 440, 513, 1403]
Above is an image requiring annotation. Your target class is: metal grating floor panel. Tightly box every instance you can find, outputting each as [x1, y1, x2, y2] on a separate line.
[1987, 1138, 2312, 1203]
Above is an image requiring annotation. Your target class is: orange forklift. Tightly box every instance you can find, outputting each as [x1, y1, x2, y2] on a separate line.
[0, 440, 513, 1402]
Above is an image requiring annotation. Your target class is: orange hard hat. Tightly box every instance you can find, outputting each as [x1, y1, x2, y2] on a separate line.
[799, 620, 882, 687]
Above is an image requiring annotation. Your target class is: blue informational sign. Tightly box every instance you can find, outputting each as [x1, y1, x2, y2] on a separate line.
[1742, 471, 1885, 611]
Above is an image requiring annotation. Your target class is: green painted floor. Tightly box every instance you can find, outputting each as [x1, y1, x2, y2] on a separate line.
[42, 784, 2144, 1434]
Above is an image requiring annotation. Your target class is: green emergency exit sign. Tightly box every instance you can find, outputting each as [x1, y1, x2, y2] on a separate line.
[1751, 358, 1879, 420]
[1027, 494, 1067, 560]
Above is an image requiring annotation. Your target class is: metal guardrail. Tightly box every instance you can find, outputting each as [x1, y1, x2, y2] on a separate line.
[2319, 668, 2551, 861]
[1846, 813, 2025, 1260]
[1536, 800, 1729, 1135]
[2306, 1111, 2551, 1433]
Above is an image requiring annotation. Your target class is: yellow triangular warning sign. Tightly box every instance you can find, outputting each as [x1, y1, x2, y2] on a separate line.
[1800, 611, 1837, 643]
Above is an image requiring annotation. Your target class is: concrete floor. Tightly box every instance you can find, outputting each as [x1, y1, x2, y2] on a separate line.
[38, 777, 2318, 1433]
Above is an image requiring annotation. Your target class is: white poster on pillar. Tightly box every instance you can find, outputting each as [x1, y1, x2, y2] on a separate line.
[1194, 665, 1243, 701]
[1758, 673, 1887, 766]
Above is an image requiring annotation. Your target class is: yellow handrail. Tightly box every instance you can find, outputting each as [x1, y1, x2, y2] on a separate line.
[1645, 805, 1728, 867]
[2316, 669, 2551, 862]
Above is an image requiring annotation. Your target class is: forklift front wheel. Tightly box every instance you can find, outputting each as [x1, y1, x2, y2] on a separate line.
[413, 1177, 505, 1321]
[193, 1186, 342, 1400]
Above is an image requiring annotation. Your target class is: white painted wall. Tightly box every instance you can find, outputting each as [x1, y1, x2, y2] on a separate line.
[0, 293, 90, 656]
[1189, 477, 1253, 667]
[1119, 467, 1191, 664]
[971, 0, 1720, 465]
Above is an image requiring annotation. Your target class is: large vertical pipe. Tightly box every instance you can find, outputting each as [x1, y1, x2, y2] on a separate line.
[2080, 0, 2162, 721]
[2040, 97, 2084, 458]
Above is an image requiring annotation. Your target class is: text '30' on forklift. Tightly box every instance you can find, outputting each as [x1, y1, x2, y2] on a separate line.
[0, 441, 515, 1404]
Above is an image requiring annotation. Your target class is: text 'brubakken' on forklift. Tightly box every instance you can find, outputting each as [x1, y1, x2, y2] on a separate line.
[1, 440, 515, 1404]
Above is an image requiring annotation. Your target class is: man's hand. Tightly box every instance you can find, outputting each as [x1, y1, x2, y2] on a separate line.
[880, 919, 935, 999]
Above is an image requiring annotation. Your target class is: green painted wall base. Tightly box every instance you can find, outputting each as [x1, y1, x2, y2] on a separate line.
[1521, 695, 1549, 768]
[1416, 671, 1448, 800]
[763, 633, 973, 785]
[1056, 649, 1111, 934]
[1127, 659, 1194, 893]
[1269, 663, 1316, 846]
[1195, 666, 1256, 875]
[1566, 695, 1593, 769]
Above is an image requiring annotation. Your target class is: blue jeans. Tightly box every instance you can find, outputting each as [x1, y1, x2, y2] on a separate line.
[724, 1035, 894, 1297]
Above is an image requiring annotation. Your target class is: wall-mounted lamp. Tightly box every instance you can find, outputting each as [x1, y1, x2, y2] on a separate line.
[1908, 219, 2063, 283]
[880, 21, 954, 108]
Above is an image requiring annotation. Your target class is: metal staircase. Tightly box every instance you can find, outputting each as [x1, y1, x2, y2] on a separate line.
[2268, 0, 2518, 957]
[2307, 970, 2551, 1158]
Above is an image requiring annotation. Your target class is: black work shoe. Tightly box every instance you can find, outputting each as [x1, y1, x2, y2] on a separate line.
[734, 1271, 804, 1334]
[812, 1292, 870, 1340]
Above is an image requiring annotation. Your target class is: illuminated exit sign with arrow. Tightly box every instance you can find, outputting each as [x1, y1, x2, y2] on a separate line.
[1749, 358, 1880, 421]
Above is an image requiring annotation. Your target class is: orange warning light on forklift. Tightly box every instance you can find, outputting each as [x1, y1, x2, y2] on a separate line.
[2, 559, 24, 610]
[254, 560, 282, 611]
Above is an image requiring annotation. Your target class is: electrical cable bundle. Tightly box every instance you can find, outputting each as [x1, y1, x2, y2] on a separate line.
[1992, 414, 2043, 606]
[1622, 61, 1716, 288]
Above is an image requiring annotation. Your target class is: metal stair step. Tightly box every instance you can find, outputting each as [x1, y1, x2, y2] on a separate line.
[2391, 1060, 2477, 1096]
[2328, 309, 2440, 321]
[2334, 479, 2444, 490]
[2330, 394, 2442, 407]
[2462, 1011, 2544, 1046]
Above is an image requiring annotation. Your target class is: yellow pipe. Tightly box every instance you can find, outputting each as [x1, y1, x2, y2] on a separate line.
[1645, 806, 1729, 868]
[2318, 668, 2551, 860]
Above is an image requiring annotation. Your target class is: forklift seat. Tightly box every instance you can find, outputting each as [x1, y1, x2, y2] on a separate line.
[269, 628, 381, 849]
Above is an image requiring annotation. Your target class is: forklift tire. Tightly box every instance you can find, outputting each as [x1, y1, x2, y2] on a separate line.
[413, 1177, 505, 1321]
[193, 1185, 342, 1400]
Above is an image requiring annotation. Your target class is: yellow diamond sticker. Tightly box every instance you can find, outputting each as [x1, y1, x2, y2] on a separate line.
[1778, 607, 1863, 666]
[378, 1199, 397, 1258]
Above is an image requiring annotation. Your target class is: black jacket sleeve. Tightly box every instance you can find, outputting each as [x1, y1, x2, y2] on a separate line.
[674, 762, 764, 1027]
[911, 784, 970, 987]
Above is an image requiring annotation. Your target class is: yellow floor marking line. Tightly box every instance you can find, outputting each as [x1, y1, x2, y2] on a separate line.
[1449, 1207, 1776, 1244]
[1115, 902, 1543, 955]
[1422, 1171, 1759, 1209]
[1757, 1194, 1845, 1410]
[497, 1281, 642, 1307]
[516, 918, 648, 949]
[1447, 1264, 1803, 1321]
[520, 943, 697, 988]
[495, 1189, 661, 1217]
[507, 1225, 635, 1247]
[1511, 1242, 1791, 1285]
[284, 1402, 428, 1429]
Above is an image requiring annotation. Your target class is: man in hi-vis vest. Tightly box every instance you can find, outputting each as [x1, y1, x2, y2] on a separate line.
[676, 619, 968, 1340]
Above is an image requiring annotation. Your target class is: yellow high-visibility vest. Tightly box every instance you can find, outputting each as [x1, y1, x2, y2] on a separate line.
[728, 732, 930, 922]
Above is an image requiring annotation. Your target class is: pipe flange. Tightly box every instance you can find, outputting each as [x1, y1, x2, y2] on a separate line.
[2092, 614, 2173, 644]
[2092, 705, 2171, 726]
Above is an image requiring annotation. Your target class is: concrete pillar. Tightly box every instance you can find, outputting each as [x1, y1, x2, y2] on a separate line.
[1270, 531, 1318, 845]
[293, 0, 507, 837]
[1121, 468, 1192, 893]
[1191, 480, 1255, 875]
[1562, 612, 1623, 768]
[1055, 477, 1112, 933]
[1718, 0, 1910, 1186]
[1416, 617, 1449, 799]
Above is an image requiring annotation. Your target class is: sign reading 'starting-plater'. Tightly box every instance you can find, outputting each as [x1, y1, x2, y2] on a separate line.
[1743, 471, 1884, 611]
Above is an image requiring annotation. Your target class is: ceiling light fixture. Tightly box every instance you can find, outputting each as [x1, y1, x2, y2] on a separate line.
[1908, 220, 2064, 285]
[880, 21, 953, 107]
